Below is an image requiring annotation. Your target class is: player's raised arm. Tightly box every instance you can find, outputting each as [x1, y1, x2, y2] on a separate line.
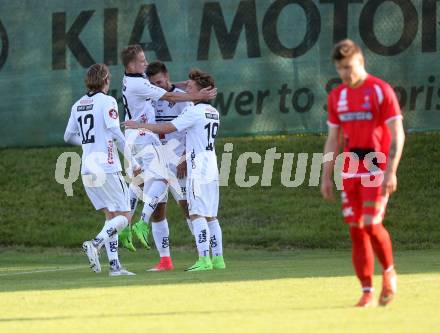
[160, 86, 217, 103]
[123, 120, 177, 135]
[382, 117, 405, 196]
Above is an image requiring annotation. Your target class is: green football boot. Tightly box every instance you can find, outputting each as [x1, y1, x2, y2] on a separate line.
[118, 226, 136, 252]
[132, 220, 150, 249]
[185, 256, 213, 272]
[212, 255, 226, 269]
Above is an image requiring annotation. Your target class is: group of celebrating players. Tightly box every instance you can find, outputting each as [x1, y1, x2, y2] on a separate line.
[64, 39, 405, 308]
[64, 44, 224, 275]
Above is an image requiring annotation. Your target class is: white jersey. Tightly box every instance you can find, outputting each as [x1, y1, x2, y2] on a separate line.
[152, 85, 190, 158]
[122, 73, 166, 145]
[66, 92, 122, 175]
[172, 103, 220, 181]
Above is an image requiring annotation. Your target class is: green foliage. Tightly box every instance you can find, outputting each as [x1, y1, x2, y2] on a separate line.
[0, 133, 439, 248]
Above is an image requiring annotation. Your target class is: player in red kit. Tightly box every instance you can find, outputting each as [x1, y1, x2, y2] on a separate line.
[321, 39, 405, 307]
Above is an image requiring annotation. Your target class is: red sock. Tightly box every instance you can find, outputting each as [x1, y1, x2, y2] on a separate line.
[364, 224, 394, 271]
[349, 227, 374, 290]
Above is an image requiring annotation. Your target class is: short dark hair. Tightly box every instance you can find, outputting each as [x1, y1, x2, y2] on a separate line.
[120, 44, 143, 68]
[146, 61, 168, 77]
[188, 69, 215, 89]
[84, 64, 110, 91]
[331, 39, 364, 62]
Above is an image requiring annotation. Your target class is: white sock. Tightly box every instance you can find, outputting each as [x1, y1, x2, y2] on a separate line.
[186, 218, 193, 235]
[208, 219, 223, 256]
[103, 220, 119, 264]
[93, 215, 128, 249]
[192, 218, 210, 257]
[152, 219, 170, 257]
[141, 180, 168, 223]
[129, 184, 139, 215]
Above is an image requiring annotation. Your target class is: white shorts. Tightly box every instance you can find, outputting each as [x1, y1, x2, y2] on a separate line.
[187, 179, 219, 217]
[82, 172, 130, 212]
[131, 142, 168, 180]
[160, 164, 187, 204]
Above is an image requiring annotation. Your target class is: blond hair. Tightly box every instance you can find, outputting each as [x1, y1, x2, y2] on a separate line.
[85, 64, 110, 91]
[121, 44, 143, 68]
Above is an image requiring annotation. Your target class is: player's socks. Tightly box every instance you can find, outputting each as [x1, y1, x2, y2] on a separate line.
[129, 183, 139, 214]
[355, 291, 377, 307]
[152, 219, 171, 257]
[349, 227, 374, 290]
[208, 219, 223, 257]
[141, 180, 168, 220]
[192, 217, 211, 257]
[133, 180, 168, 248]
[186, 218, 194, 235]
[93, 216, 128, 249]
[109, 259, 136, 276]
[379, 267, 397, 306]
[364, 223, 394, 270]
[104, 220, 120, 263]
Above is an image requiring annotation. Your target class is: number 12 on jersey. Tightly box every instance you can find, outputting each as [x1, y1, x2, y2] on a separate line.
[77, 114, 95, 144]
[204, 122, 218, 151]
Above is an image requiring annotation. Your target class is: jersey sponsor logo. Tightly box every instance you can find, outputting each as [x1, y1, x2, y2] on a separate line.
[109, 108, 118, 119]
[342, 207, 354, 217]
[362, 95, 371, 109]
[205, 113, 219, 120]
[341, 191, 348, 204]
[77, 104, 93, 112]
[107, 140, 114, 164]
[80, 99, 94, 105]
[339, 111, 373, 122]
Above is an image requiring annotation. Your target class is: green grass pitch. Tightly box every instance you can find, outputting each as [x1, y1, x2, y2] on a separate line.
[0, 248, 439, 333]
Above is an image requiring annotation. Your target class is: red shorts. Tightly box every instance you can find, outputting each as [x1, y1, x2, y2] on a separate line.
[341, 176, 388, 225]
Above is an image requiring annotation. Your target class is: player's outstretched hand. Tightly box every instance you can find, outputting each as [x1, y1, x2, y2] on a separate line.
[198, 86, 217, 100]
[321, 177, 335, 201]
[381, 171, 397, 196]
[123, 120, 142, 129]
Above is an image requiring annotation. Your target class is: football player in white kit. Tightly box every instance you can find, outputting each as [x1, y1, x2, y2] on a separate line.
[125, 70, 225, 271]
[119, 45, 217, 271]
[64, 64, 137, 276]
[146, 61, 193, 271]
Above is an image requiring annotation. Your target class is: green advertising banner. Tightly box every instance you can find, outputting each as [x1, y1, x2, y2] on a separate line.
[0, 0, 439, 147]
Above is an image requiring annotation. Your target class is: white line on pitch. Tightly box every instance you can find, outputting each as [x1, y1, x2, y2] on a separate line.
[0, 266, 86, 277]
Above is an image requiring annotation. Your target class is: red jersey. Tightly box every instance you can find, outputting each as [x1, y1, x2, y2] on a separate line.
[327, 74, 402, 176]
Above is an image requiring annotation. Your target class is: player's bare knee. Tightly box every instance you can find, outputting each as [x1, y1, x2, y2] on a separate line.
[151, 202, 166, 222]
